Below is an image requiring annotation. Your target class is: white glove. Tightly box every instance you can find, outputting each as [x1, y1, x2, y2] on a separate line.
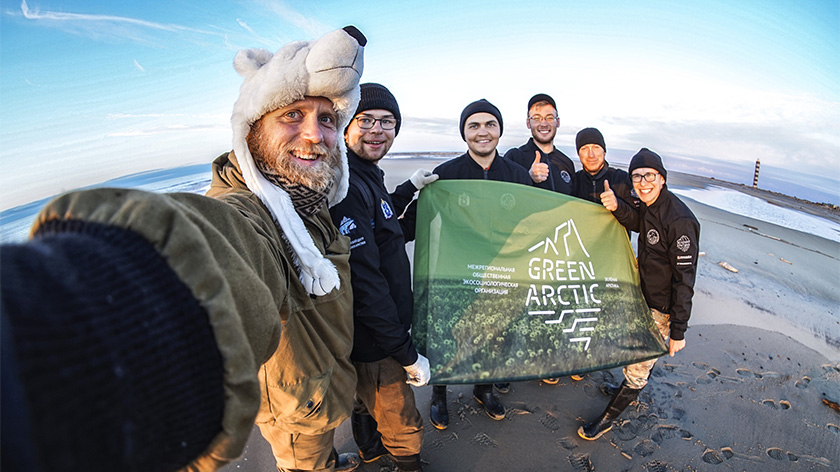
[409, 169, 438, 190]
[404, 353, 431, 386]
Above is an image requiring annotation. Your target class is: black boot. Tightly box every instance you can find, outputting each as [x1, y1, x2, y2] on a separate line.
[332, 448, 361, 472]
[577, 382, 640, 441]
[599, 380, 621, 397]
[429, 385, 449, 430]
[473, 384, 505, 420]
[351, 411, 388, 463]
[392, 454, 423, 471]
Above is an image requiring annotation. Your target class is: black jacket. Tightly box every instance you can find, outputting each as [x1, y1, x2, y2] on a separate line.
[504, 138, 575, 194]
[434, 151, 532, 184]
[627, 186, 700, 341]
[572, 163, 639, 229]
[329, 151, 419, 365]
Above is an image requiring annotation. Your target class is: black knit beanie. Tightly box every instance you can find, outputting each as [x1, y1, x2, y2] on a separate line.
[629, 147, 667, 181]
[459, 99, 503, 141]
[527, 93, 556, 111]
[355, 83, 401, 135]
[575, 127, 606, 153]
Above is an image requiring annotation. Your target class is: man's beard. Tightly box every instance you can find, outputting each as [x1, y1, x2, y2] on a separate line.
[532, 128, 557, 145]
[247, 120, 341, 193]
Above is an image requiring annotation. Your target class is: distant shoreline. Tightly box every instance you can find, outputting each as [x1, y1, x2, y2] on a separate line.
[380, 156, 840, 223]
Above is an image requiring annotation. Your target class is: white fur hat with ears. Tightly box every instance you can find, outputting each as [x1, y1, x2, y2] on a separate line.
[231, 26, 365, 296]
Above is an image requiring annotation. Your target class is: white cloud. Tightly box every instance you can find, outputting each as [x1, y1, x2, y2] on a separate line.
[255, 0, 330, 37]
[133, 59, 146, 73]
[18, 0, 221, 43]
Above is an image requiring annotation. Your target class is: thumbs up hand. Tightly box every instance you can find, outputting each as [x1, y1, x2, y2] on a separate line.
[529, 151, 549, 183]
[600, 179, 618, 211]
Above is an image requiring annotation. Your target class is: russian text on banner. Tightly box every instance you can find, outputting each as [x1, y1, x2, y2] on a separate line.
[413, 180, 667, 384]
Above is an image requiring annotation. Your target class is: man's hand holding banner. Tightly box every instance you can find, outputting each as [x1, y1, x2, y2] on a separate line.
[413, 180, 667, 384]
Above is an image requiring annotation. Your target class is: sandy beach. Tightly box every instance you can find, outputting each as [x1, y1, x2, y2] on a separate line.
[222, 157, 839, 472]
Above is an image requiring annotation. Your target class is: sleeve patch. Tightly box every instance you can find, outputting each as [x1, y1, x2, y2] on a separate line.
[338, 216, 356, 236]
[676, 234, 691, 252]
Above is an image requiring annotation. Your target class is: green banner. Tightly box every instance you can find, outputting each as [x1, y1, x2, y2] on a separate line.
[413, 180, 667, 384]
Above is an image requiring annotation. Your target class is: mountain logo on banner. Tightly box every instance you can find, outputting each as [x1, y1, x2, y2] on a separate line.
[525, 219, 599, 350]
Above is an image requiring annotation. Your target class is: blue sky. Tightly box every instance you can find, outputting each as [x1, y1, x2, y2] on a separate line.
[1, 0, 838, 210]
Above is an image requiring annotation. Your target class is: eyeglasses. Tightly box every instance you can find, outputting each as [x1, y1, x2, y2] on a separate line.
[631, 172, 660, 183]
[528, 115, 557, 123]
[354, 116, 397, 130]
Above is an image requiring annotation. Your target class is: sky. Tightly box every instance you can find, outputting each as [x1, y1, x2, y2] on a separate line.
[1, 0, 838, 210]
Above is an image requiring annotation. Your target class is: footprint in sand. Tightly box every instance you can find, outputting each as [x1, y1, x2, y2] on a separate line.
[429, 432, 459, 450]
[538, 412, 559, 431]
[701, 448, 724, 465]
[821, 363, 840, 373]
[736, 367, 752, 377]
[613, 421, 641, 441]
[827, 424, 839, 434]
[633, 439, 656, 457]
[691, 361, 709, 370]
[762, 399, 792, 410]
[568, 453, 594, 472]
[795, 376, 811, 388]
[767, 447, 786, 461]
[470, 432, 498, 448]
[695, 368, 720, 384]
[557, 436, 579, 450]
[644, 459, 672, 472]
[651, 424, 693, 443]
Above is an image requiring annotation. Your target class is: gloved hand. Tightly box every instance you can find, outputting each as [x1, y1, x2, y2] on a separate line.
[404, 354, 431, 386]
[409, 169, 438, 190]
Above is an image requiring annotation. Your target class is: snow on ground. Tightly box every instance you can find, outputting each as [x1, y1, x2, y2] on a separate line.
[672, 186, 840, 243]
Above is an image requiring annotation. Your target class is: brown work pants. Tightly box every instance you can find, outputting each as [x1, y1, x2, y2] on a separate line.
[353, 357, 424, 457]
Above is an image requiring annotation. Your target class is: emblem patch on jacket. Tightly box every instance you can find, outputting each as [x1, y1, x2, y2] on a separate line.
[647, 229, 660, 245]
[676, 235, 691, 252]
[380, 199, 394, 219]
[338, 216, 356, 235]
[560, 170, 571, 184]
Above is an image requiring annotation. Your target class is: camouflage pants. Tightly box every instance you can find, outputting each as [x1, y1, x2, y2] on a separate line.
[622, 308, 670, 389]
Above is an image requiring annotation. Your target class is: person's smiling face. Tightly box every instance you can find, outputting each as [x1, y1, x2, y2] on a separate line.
[464, 112, 501, 159]
[247, 96, 340, 191]
[526, 102, 558, 145]
[345, 109, 396, 162]
[631, 167, 665, 205]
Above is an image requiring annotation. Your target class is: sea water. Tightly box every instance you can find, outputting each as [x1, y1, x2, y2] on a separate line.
[1, 160, 838, 244]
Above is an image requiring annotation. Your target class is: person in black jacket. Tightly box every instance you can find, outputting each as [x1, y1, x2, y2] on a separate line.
[578, 148, 700, 441]
[428, 99, 531, 430]
[329, 83, 437, 472]
[501, 92, 575, 390]
[504, 93, 575, 195]
[571, 127, 639, 229]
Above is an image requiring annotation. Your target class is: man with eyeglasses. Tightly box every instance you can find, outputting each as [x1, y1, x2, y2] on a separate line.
[504, 93, 575, 195]
[579, 148, 700, 441]
[571, 127, 638, 226]
[329, 83, 436, 472]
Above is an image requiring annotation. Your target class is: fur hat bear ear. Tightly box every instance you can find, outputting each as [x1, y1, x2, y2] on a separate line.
[234, 48, 274, 77]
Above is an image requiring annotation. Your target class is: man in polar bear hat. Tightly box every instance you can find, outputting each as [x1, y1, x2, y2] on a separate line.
[1, 26, 367, 472]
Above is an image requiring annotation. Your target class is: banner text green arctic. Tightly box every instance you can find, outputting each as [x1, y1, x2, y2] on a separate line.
[412, 180, 667, 384]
